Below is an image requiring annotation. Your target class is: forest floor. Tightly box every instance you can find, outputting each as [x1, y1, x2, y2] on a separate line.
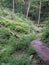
[31, 39, 49, 65]
[13, 39, 49, 65]
[13, 25, 48, 65]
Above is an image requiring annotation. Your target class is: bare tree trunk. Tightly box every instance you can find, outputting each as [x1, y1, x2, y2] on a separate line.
[38, 0, 41, 25]
[24, 0, 31, 18]
[12, 0, 15, 13]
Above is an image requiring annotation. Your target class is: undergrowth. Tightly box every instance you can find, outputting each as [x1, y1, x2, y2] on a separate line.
[41, 19, 49, 46]
[0, 8, 37, 65]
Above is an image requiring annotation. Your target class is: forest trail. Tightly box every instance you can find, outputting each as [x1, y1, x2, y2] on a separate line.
[31, 39, 49, 65]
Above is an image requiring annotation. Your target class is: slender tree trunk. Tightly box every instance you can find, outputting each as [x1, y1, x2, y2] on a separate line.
[38, 0, 41, 25]
[12, 0, 15, 13]
[24, 0, 31, 18]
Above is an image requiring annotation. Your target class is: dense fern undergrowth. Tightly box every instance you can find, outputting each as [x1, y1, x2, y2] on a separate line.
[0, 8, 38, 65]
[0, 7, 49, 65]
[41, 19, 49, 46]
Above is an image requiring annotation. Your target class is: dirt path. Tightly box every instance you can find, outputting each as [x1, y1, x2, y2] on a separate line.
[31, 39, 49, 65]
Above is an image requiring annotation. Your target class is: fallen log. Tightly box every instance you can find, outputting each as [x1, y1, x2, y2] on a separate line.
[31, 40, 49, 65]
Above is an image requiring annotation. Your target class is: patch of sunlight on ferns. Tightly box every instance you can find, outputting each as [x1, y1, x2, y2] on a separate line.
[0, 17, 33, 34]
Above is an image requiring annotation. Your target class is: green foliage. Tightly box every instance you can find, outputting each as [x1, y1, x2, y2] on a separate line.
[0, 8, 37, 64]
[0, 33, 36, 63]
[1, 54, 36, 65]
[0, 46, 15, 63]
[41, 20, 49, 46]
[0, 33, 36, 62]
[0, 9, 33, 34]
[0, 28, 11, 44]
[26, 46, 36, 55]
[10, 54, 31, 65]
[0, 0, 49, 65]
[0, 0, 49, 21]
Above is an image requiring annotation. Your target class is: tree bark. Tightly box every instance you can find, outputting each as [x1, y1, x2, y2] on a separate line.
[38, 0, 41, 25]
[12, 0, 15, 13]
[24, 0, 31, 18]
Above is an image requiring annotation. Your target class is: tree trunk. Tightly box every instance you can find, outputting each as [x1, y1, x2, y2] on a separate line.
[12, 0, 15, 13]
[38, 0, 41, 25]
[24, 0, 31, 18]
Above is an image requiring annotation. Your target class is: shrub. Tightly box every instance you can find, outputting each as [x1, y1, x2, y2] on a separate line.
[0, 46, 15, 62]
[8, 33, 36, 50]
[0, 28, 11, 44]
[0, 17, 32, 34]
[26, 46, 36, 55]
[41, 20, 49, 46]
[0, 9, 37, 64]
[0, 33, 36, 63]
[7, 54, 35, 65]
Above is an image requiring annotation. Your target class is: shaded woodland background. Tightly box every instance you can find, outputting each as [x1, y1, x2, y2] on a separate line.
[0, 0, 49, 23]
[0, 0, 49, 65]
